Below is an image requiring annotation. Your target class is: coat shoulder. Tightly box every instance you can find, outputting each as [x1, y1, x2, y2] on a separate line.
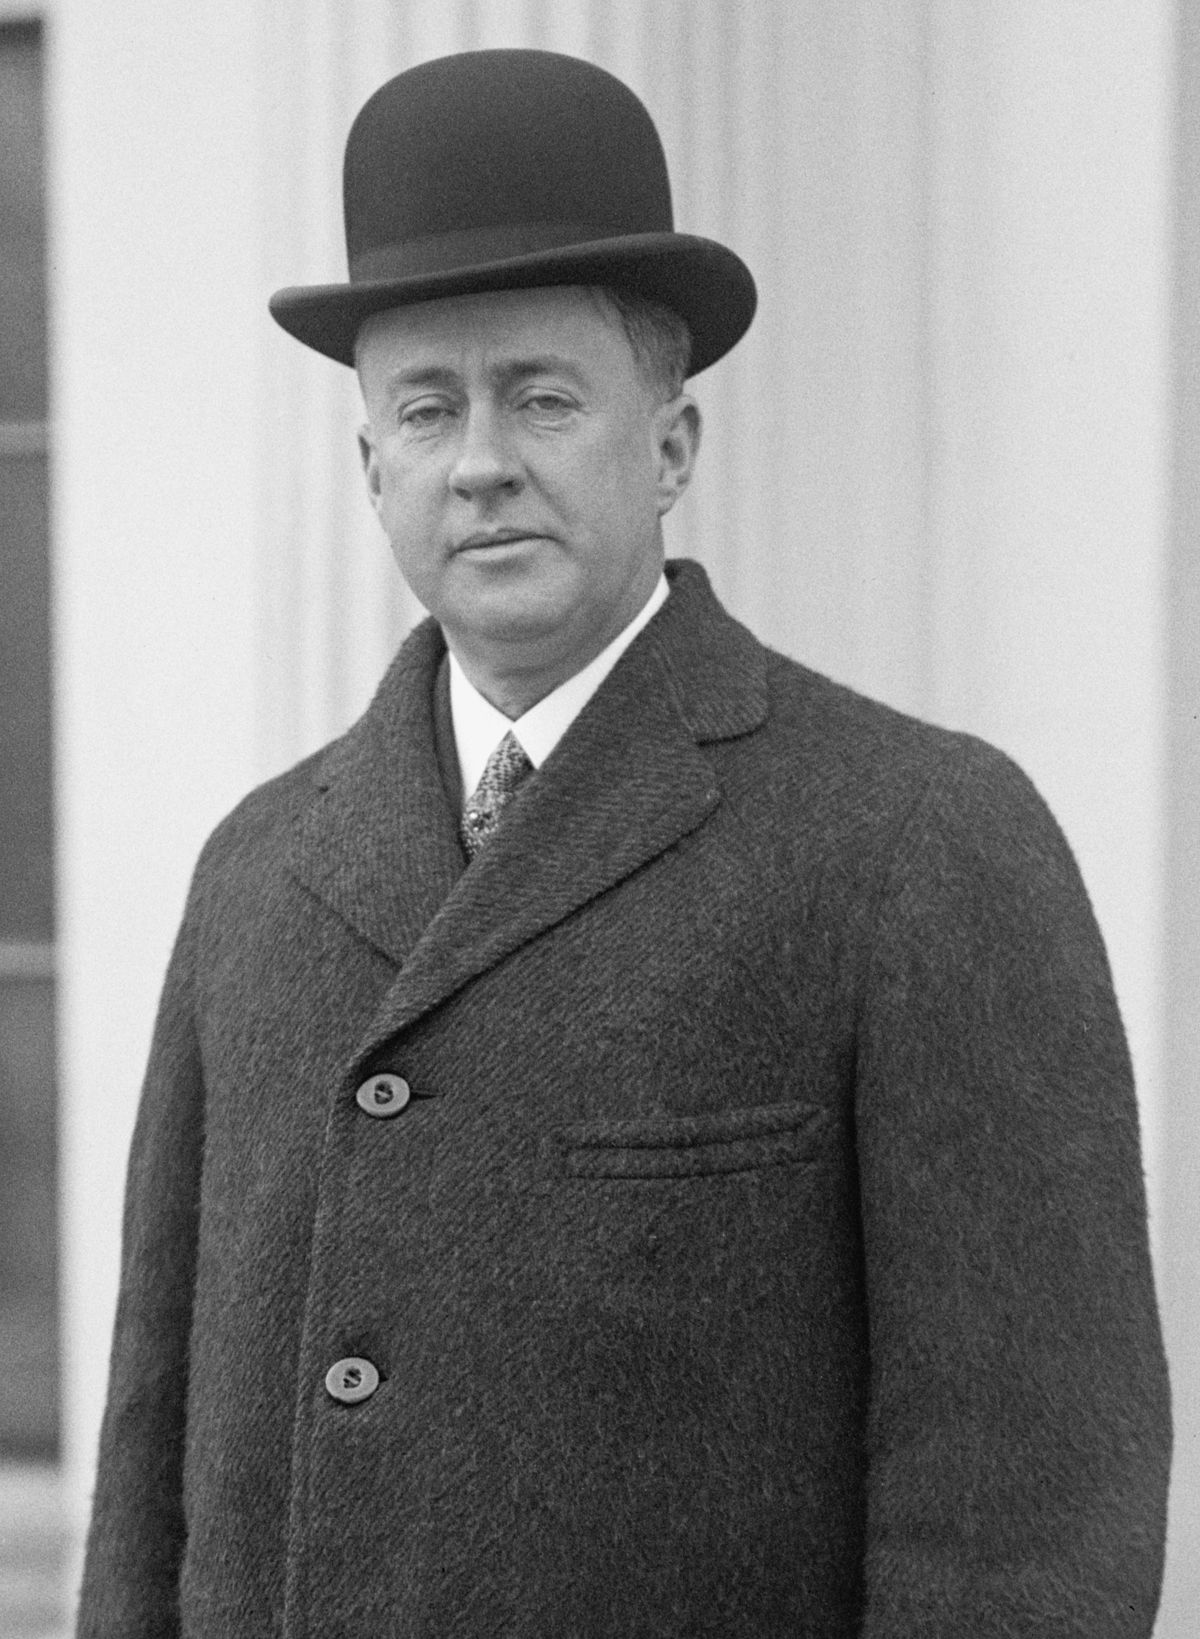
[176, 736, 357, 950]
[662, 564, 1033, 828]
[195, 743, 332, 878]
[753, 643, 1056, 857]
[185, 616, 443, 906]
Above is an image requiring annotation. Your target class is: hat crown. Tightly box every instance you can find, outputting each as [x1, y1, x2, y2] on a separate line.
[268, 48, 756, 374]
[344, 49, 674, 277]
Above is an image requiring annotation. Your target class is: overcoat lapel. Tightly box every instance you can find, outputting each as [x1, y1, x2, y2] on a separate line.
[287, 626, 464, 967]
[287, 562, 769, 1069]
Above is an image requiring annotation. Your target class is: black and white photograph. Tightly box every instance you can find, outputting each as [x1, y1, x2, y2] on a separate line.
[0, 2, 1195, 1634]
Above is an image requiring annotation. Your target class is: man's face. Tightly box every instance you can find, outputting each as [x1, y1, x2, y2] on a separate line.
[356, 286, 698, 687]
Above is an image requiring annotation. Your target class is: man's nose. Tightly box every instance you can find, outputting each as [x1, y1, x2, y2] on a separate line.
[448, 405, 523, 499]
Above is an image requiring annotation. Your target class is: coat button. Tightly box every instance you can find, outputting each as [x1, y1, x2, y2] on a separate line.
[355, 1073, 410, 1117]
[324, 1357, 380, 1404]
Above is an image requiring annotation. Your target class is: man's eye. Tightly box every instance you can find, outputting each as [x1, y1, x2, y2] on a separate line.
[521, 393, 573, 418]
[399, 402, 453, 430]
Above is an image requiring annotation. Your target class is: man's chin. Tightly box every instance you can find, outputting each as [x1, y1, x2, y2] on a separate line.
[442, 557, 582, 641]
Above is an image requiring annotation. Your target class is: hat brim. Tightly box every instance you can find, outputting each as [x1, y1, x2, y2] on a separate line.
[268, 232, 756, 377]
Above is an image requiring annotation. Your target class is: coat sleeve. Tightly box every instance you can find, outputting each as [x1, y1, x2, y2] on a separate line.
[75, 887, 206, 1639]
[854, 740, 1171, 1637]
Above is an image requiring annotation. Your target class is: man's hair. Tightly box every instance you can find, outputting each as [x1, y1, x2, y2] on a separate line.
[593, 286, 692, 401]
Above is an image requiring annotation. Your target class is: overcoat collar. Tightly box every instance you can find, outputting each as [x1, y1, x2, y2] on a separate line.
[287, 559, 768, 1067]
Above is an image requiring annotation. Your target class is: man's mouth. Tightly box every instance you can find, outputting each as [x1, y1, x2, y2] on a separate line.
[454, 529, 546, 554]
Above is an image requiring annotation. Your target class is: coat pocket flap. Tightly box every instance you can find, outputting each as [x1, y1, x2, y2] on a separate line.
[549, 1100, 827, 1179]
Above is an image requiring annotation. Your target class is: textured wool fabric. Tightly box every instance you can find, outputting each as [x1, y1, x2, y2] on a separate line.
[76, 560, 1170, 1638]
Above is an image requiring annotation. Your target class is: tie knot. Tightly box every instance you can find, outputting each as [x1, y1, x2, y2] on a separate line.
[461, 731, 534, 858]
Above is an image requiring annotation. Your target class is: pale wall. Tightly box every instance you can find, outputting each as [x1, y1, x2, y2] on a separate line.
[47, 0, 1185, 1621]
[1158, 3, 1200, 1628]
[50, 0, 265, 1529]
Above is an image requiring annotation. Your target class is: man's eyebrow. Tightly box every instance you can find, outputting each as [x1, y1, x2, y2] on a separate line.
[489, 355, 590, 387]
[380, 364, 459, 396]
[381, 355, 590, 396]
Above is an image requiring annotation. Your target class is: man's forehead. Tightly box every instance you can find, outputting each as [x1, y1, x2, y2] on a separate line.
[355, 284, 632, 377]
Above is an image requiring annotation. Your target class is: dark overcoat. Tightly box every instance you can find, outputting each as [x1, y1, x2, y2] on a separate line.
[77, 560, 1170, 1637]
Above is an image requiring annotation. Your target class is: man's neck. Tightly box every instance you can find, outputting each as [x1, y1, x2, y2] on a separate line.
[446, 575, 671, 801]
[451, 654, 583, 722]
[445, 573, 668, 720]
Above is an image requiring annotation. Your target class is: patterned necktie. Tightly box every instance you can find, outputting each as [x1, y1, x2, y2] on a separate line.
[460, 731, 534, 859]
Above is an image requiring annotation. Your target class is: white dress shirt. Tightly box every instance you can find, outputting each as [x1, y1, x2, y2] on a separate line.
[448, 573, 670, 801]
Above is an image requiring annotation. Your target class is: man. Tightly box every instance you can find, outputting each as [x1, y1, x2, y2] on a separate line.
[77, 48, 1170, 1639]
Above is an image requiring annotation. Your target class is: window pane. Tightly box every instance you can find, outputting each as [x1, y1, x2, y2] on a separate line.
[0, 21, 46, 422]
[0, 976, 58, 1459]
[0, 451, 53, 941]
[0, 17, 56, 1471]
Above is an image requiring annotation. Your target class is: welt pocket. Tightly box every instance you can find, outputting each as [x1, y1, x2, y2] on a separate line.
[548, 1100, 826, 1180]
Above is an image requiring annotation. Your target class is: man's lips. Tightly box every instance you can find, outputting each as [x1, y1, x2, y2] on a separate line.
[453, 529, 550, 554]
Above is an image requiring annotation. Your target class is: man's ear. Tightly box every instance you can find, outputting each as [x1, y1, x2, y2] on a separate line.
[358, 424, 382, 513]
[654, 395, 701, 518]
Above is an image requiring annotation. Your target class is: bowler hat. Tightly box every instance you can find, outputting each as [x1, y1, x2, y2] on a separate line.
[269, 49, 756, 376]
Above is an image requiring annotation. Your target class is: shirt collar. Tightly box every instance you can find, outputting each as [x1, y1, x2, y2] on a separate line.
[448, 572, 670, 800]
